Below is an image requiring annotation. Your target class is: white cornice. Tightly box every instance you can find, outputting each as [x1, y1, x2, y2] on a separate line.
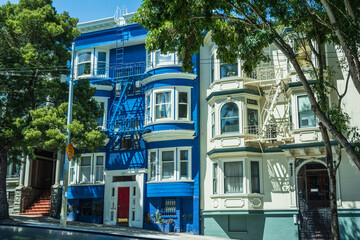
[93, 85, 114, 91]
[142, 130, 196, 142]
[142, 72, 197, 86]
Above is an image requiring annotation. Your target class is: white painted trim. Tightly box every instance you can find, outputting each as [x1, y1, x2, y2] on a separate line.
[142, 130, 195, 143]
[93, 96, 109, 130]
[145, 120, 194, 126]
[177, 147, 192, 180]
[94, 85, 113, 91]
[159, 148, 176, 181]
[142, 72, 197, 86]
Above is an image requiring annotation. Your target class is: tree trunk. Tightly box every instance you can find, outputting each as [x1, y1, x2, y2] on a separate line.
[0, 148, 9, 220]
[320, 123, 340, 240]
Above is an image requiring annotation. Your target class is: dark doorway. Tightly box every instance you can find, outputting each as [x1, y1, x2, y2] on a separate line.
[297, 162, 331, 239]
[31, 150, 55, 190]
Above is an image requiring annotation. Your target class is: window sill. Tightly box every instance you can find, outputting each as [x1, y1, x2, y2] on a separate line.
[69, 182, 105, 186]
[146, 64, 182, 72]
[210, 193, 264, 199]
[145, 120, 194, 126]
[291, 126, 319, 133]
[146, 180, 194, 184]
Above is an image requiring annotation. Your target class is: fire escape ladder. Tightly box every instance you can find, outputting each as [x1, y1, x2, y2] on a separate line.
[260, 78, 284, 137]
[108, 80, 133, 133]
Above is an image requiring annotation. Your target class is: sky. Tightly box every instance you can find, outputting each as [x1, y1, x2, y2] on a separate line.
[0, 0, 143, 23]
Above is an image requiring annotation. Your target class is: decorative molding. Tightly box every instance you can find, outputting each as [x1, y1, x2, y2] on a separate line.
[249, 197, 262, 208]
[142, 130, 195, 143]
[224, 198, 245, 208]
[93, 85, 113, 91]
[212, 199, 219, 208]
[142, 72, 197, 86]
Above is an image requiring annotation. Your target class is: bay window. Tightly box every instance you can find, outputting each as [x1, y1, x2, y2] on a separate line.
[251, 161, 260, 193]
[147, 147, 192, 182]
[221, 102, 239, 134]
[76, 49, 109, 78]
[224, 162, 244, 193]
[148, 151, 157, 181]
[247, 108, 259, 134]
[178, 92, 189, 120]
[155, 91, 172, 120]
[147, 51, 180, 69]
[298, 95, 316, 128]
[161, 150, 175, 179]
[179, 148, 190, 179]
[78, 51, 91, 76]
[220, 62, 238, 78]
[213, 163, 218, 194]
[145, 87, 191, 124]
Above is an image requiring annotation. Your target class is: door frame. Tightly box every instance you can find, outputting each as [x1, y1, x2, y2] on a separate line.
[103, 169, 145, 228]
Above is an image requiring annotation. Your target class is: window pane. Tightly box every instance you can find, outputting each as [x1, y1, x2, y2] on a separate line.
[78, 63, 91, 76]
[179, 104, 187, 119]
[96, 156, 104, 165]
[97, 102, 104, 126]
[298, 96, 316, 128]
[162, 151, 174, 179]
[70, 167, 75, 183]
[79, 52, 91, 63]
[95, 166, 103, 182]
[97, 62, 106, 75]
[180, 150, 188, 160]
[162, 162, 174, 179]
[98, 52, 106, 62]
[81, 157, 91, 166]
[156, 51, 172, 65]
[221, 103, 239, 134]
[213, 163, 218, 194]
[80, 167, 90, 183]
[224, 162, 243, 193]
[210, 55, 215, 83]
[211, 112, 215, 138]
[162, 151, 173, 162]
[251, 161, 260, 193]
[220, 63, 238, 78]
[150, 152, 156, 163]
[179, 92, 187, 103]
[180, 162, 188, 178]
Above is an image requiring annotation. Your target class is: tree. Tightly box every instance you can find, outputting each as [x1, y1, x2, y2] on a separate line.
[135, 1, 360, 239]
[0, 0, 106, 220]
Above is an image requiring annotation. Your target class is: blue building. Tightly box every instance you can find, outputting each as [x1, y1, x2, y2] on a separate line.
[65, 13, 200, 233]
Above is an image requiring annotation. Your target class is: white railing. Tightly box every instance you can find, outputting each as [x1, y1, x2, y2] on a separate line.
[244, 122, 293, 141]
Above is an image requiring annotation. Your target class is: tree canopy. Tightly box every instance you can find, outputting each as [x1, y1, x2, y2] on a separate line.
[134, 0, 360, 172]
[0, 0, 106, 220]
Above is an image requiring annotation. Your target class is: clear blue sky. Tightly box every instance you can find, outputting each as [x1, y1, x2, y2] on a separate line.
[0, 0, 142, 23]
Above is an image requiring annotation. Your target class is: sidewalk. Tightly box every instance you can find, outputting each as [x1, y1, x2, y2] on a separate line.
[0, 215, 228, 240]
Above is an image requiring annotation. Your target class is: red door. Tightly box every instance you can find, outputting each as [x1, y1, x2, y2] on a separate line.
[117, 187, 130, 224]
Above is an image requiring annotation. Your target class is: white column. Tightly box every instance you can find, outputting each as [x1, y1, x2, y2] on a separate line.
[24, 155, 31, 187]
[55, 150, 63, 185]
[19, 156, 25, 186]
[288, 157, 296, 208]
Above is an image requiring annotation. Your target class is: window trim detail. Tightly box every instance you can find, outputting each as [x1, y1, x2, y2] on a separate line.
[69, 153, 106, 185]
[147, 147, 192, 182]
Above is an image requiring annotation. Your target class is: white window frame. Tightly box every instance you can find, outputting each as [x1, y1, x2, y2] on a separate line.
[153, 89, 174, 121]
[78, 153, 93, 184]
[93, 96, 109, 130]
[145, 92, 152, 124]
[246, 106, 260, 135]
[212, 162, 218, 195]
[159, 148, 176, 180]
[147, 147, 192, 182]
[75, 48, 109, 79]
[295, 94, 317, 129]
[69, 153, 106, 185]
[148, 150, 158, 181]
[177, 147, 192, 180]
[76, 49, 93, 78]
[94, 153, 105, 183]
[94, 49, 109, 77]
[221, 159, 246, 194]
[175, 87, 191, 121]
[219, 59, 240, 80]
[220, 101, 240, 135]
